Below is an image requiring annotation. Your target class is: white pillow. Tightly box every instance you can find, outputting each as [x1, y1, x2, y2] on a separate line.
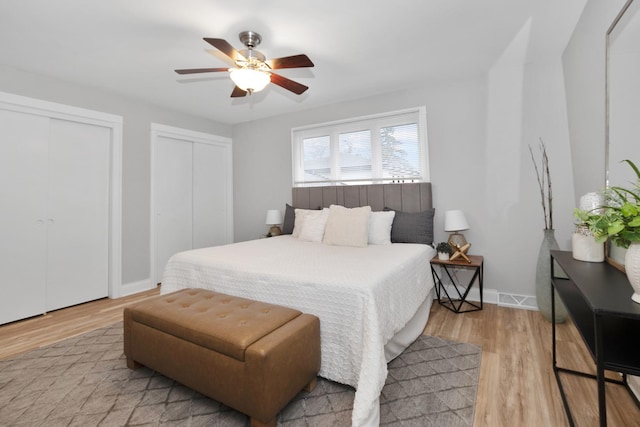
[292, 209, 315, 238]
[368, 210, 396, 245]
[323, 205, 372, 247]
[298, 208, 330, 242]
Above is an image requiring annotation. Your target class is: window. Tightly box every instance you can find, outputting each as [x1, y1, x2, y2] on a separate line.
[292, 107, 429, 186]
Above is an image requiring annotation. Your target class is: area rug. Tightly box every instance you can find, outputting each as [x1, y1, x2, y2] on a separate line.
[0, 322, 481, 426]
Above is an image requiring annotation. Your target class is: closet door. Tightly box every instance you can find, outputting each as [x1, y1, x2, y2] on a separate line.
[45, 119, 110, 311]
[192, 141, 230, 249]
[0, 110, 49, 324]
[154, 135, 194, 282]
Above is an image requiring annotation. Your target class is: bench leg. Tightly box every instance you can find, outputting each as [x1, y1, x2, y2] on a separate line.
[250, 417, 276, 427]
[126, 357, 143, 369]
[303, 377, 317, 393]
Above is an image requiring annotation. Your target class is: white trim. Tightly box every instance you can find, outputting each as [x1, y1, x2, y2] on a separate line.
[120, 278, 156, 297]
[291, 107, 425, 132]
[438, 284, 498, 306]
[0, 91, 122, 125]
[291, 106, 429, 186]
[150, 123, 233, 288]
[437, 284, 538, 311]
[151, 123, 232, 145]
[629, 375, 640, 402]
[0, 91, 123, 300]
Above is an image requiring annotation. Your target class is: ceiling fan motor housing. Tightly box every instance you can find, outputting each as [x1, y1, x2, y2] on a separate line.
[239, 31, 262, 49]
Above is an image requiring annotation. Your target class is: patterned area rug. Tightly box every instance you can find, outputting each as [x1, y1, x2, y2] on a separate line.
[0, 322, 481, 426]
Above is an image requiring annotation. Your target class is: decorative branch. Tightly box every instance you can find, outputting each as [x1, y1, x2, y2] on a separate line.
[529, 138, 553, 230]
[542, 139, 553, 230]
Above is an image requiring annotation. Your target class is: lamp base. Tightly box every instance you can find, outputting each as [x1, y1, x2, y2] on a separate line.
[268, 225, 282, 236]
[447, 232, 467, 248]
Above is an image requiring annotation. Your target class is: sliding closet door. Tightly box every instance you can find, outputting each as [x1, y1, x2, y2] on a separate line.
[154, 135, 194, 282]
[0, 110, 49, 324]
[45, 119, 111, 311]
[152, 124, 233, 286]
[192, 141, 230, 249]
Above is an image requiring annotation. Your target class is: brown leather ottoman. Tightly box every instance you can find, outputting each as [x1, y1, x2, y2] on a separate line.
[123, 288, 320, 427]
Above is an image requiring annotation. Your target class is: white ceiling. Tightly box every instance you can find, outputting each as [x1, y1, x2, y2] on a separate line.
[0, 0, 583, 125]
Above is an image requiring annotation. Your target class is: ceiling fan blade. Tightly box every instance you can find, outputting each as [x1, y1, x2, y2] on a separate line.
[230, 86, 247, 98]
[270, 73, 309, 95]
[204, 38, 245, 62]
[266, 54, 314, 69]
[175, 68, 228, 75]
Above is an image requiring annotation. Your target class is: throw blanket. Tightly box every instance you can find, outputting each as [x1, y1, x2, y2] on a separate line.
[161, 236, 433, 426]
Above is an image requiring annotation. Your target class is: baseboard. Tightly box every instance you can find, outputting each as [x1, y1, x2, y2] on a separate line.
[629, 375, 640, 401]
[438, 284, 537, 311]
[118, 279, 156, 297]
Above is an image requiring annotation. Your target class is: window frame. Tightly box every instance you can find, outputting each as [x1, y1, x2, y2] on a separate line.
[291, 106, 429, 187]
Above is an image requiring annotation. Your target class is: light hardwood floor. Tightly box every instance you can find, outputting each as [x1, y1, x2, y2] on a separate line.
[1, 292, 639, 426]
[424, 301, 640, 427]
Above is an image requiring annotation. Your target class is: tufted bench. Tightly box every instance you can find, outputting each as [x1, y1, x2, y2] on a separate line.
[123, 288, 320, 427]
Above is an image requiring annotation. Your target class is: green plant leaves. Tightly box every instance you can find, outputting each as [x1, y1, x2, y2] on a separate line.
[574, 159, 640, 249]
[621, 202, 638, 218]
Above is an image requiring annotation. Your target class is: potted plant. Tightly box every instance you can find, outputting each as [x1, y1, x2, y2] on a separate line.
[574, 159, 640, 303]
[575, 160, 640, 248]
[436, 242, 453, 260]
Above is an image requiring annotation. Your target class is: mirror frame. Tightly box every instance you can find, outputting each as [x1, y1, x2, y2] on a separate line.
[606, 0, 635, 188]
[605, 0, 636, 271]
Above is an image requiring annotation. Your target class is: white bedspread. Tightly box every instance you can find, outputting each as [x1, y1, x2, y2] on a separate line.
[160, 236, 434, 426]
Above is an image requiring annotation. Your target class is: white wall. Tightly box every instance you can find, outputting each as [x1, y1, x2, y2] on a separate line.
[563, 0, 627, 199]
[233, 76, 489, 245]
[0, 65, 231, 289]
[232, 2, 586, 301]
[0, 0, 599, 301]
[232, 63, 576, 299]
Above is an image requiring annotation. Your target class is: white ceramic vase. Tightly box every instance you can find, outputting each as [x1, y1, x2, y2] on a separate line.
[624, 242, 640, 304]
[438, 252, 450, 261]
[571, 225, 604, 262]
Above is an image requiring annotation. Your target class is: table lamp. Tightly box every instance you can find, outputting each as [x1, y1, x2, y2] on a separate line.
[265, 209, 283, 236]
[444, 210, 471, 262]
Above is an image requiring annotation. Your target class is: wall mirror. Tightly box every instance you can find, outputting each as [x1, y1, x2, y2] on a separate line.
[606, 0, 640, 268]
[607, 0, 640, 189]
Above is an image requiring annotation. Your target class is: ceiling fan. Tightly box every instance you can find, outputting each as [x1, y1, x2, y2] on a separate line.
[175, 31, 314, 98]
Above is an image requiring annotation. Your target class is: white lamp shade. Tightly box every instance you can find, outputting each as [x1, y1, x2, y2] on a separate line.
[444, 210, 469, 232]
[265, 209, 283, 225]
[230, 68, 270, 92]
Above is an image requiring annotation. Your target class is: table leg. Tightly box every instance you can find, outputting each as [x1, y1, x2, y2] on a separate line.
[595, 315, 607, 427]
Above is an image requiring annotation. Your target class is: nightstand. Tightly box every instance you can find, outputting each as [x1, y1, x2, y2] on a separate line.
[430, 255, 484, 313]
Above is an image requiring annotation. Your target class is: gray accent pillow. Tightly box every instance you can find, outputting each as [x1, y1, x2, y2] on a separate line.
[385, 208, 435, 245]
[282, 204, 296, 234]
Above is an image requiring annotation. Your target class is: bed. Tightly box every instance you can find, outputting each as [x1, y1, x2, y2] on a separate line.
[160, 183, 436, 427]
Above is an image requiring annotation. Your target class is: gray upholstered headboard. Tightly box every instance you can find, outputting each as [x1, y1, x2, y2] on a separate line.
[292, 183, 432, 213]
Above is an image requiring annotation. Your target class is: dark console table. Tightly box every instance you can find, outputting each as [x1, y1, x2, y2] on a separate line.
[550, 250, 640, 427]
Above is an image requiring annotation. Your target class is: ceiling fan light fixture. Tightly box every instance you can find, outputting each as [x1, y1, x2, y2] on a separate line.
[229, 68, 270, 93]
[176, 32, 314, 98]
